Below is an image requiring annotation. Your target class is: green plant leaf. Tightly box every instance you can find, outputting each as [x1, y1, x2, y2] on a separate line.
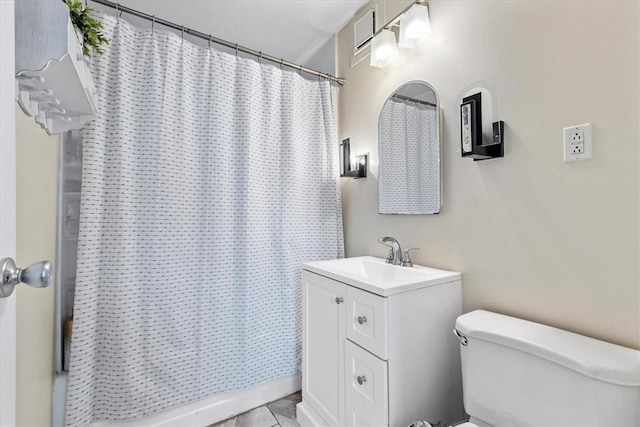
[63, 0, 109, 57]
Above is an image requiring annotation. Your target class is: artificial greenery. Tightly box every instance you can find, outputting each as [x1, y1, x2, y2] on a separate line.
[64, 0, 109, 57]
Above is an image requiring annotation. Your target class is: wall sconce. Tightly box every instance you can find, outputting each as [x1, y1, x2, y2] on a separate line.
[460, 91, 504, 161]
[369, 0, 431, 68]
[339, 138, 367, 179]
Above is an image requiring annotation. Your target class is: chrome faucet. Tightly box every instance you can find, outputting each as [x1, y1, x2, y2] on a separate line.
[378, 236, 403, 265]
[378, 237, 420, 267]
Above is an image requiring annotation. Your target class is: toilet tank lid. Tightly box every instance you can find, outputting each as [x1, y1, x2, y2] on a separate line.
[455, 310, 640, 387]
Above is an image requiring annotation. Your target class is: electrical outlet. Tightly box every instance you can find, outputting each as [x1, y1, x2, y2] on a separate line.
[563, 123, 591, 162]
[570, 130, 584, 154]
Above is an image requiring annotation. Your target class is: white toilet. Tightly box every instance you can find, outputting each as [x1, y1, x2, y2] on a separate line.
[451, 310, 640, 427]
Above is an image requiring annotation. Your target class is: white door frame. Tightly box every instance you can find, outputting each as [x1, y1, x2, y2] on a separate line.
[0, 0, 17, 425]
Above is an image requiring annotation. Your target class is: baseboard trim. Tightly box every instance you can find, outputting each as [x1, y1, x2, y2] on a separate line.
[296, 401, 327, 427]
[91, 374, 301, 427]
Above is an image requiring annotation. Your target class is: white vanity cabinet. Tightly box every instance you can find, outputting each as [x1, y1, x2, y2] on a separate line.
[297, 256, 464, 427]
[301, 273, 346, 425]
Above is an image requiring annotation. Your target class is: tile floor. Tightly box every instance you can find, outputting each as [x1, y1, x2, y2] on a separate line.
[210, 391, 301, 427]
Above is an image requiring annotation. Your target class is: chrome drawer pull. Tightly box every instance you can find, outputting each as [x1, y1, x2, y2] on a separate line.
[357, 315, 367, 325]
[356, 375, 367, 385]
[335, 296, 344, 304]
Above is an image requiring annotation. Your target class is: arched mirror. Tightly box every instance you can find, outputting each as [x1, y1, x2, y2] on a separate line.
[378, 81, 441, 214]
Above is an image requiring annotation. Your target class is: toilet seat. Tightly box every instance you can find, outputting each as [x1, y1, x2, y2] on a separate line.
[455, 423, 478, 427]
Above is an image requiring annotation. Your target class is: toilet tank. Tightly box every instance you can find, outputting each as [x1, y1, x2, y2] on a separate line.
[455, 310, 640, 427]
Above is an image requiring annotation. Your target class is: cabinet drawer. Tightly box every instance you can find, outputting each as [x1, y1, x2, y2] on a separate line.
[346, 395, 385, 427]
[346, 286, 388, 359]
[345, 340, 388, 425]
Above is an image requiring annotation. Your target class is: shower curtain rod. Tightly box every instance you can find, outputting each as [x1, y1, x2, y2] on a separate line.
[89, 0, 346, 85]
[391, 93, 436, 107]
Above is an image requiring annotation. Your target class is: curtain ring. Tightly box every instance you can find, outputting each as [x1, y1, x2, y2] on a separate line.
[258, 51, 262, 63]
[115, 3, 119, 21]
[235, 43, 239, 57]
[280, 58, 284, 70]
[298, 64, 303, 75]
[119, 8, 123, 20]
[151, 15, 155, 33]
[208, 35, 212, 51]
[181, 25, 184, 43]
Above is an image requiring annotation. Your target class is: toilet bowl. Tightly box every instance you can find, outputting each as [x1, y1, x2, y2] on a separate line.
[451, 310, 640, 427]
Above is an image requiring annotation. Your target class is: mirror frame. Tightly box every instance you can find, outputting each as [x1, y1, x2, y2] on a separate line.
[377, 80, 442, 215]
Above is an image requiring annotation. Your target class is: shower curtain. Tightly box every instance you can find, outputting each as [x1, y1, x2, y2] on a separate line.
[65, 12, 343, 426]
[378, 99, 439, 214]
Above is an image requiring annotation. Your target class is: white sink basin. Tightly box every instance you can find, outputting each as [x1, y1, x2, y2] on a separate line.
[303, 256, 461, 296]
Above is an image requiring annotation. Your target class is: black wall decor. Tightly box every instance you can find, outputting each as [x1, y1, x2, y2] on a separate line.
[340, 138, 367, 178]
[460, 92, 504, 161]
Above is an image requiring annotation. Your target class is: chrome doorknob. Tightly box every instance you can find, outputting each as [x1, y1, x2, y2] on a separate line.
[0, 258, 53, 298]
[356, 375, 367, 385]
[357, 316, 367, 325]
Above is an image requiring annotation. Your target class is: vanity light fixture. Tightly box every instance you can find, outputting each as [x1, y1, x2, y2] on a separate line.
[368, 0, 431, 68]
[369, 29, 399, 68]
[398, 3, 431, 49]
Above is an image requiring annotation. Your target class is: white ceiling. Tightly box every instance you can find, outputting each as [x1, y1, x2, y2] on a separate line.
[104, 0, 368, 65]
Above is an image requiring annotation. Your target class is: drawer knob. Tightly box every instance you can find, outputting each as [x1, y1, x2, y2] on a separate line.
[357, 315, 367, 325]
[356, 375, 367, 385]
[335, 296, 344, 304]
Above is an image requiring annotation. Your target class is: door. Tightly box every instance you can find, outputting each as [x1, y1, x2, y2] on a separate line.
[0, 0, 17, 425]
[302, 271, 345, 426]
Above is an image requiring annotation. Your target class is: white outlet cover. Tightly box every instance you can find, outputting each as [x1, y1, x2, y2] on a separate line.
[563, 123, 592, 162]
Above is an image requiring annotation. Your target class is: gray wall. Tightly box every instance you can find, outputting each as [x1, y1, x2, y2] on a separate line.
[304, 34, 337, 76]
[337, 0, 640, 349]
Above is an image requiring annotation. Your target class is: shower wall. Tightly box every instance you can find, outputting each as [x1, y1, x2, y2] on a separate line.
[56, 130, 83, 373]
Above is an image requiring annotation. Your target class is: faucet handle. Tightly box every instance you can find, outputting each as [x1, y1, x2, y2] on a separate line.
[401, 248, 419, 267]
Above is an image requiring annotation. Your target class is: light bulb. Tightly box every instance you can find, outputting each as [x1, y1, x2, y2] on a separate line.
[398, 3, 431, 49]
[369, 29, 399, 68]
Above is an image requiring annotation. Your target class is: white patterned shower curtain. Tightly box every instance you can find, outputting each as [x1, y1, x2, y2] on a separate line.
[65, 12, 343, 426]
[378, 99, 439, 214]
